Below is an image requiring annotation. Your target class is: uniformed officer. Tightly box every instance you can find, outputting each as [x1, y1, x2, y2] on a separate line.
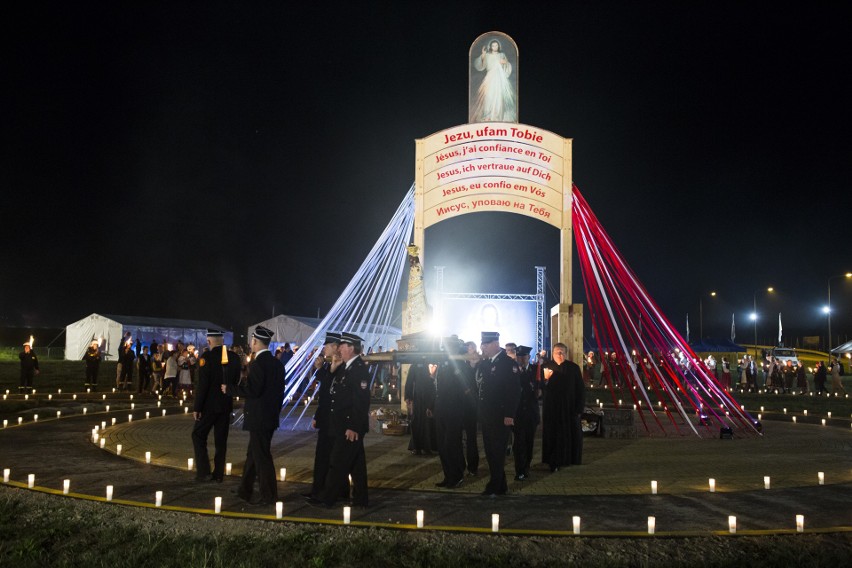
[512, 345, 540, 481]
[434, 336, 468, 488]
[82, 340, 101, 390]
[306, 331, 349, 500]
[223, 325, 285, 506]
[476, 331, 520, 496]
[19, 341, 39, 393]
[192, 329, 240, 483]
[309, 331, 371, 508]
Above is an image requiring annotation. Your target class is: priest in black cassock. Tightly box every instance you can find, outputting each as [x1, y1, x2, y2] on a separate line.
[541, 342, 585, 471]
[405, 363, 437, 455]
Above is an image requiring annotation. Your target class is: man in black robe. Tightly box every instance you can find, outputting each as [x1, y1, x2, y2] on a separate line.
[19, 341, 39, 393]
[434, 337, 468, 488]
[512, 345, 540, 480]
[541, 342, 585, 471]
[404, 363, 437, 455]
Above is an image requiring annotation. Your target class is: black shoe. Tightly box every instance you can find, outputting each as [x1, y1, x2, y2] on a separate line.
[448, 478, 464, 489]
[435, 479, 449, 488]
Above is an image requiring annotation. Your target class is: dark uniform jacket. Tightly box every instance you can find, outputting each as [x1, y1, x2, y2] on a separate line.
[82, 347, 101, 368]
[515, 364, 540, 425]
[477, 349, 521, 420]
[328, 356, 371, 437]
[313, 362, 341, 431]
[435, 359, 467, 417]
[194, 346, 240, 415]
[230, 350, 285, 431]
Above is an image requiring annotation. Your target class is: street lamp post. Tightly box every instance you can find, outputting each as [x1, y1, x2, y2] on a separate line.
[699, 291, 716, 342]
[826, 273, 852, 354]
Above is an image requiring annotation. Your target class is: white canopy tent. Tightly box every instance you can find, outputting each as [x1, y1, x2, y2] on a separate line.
[248, 314, 401, 352]
[65, 313, 233, 361]
[831, 340, 852, 355]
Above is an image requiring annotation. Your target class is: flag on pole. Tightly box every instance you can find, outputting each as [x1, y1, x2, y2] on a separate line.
[778, 313, 783, 345]
[686, 313, 690, 342]
[731, 313, 736, 342]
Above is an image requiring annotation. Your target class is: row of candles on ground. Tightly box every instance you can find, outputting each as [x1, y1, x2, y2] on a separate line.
[0, 470, 815, 533]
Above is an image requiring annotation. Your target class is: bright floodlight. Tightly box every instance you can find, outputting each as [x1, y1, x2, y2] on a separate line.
[749, 313, 757, 321]
[767, 287, 774, 292]
[822, 306, 831, 314]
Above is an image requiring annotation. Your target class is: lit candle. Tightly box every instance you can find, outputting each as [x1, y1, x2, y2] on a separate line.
[757, 413, 762, 420]
[106, 405, 110, 412]
[28, 474, 35, 488]
[157, 401, 161, 407]
[226, 463, 232, 475]
[3, 469, 9, 483]
[100, 438, 105, 448]
[18, 417, 22, 425]
[116, 444, 122, 455]
[827, 412, 832, 418]
[491, 513, 499, 532]
[155, 491, 163, 507]
[651, 480, 658, 494]
[106, 485, 113, 501]
[187, 458, 194, 471]
[83, 408, 87, 415]
[572, 515, 581, 535]
[63, 479, 70, 494]
[49, 394, 52, 400]
[129, 394, 133, 400]
[184, 407, 188, 414]
[111, 417, 116, 425]
[214, 496, 222, 514]
[599, 402, 603, 409]
[276, 501, 284, 519]
[102, 421, 106, 429]
[102, 394, 106, 400]
[145, 451, 151, 464]
[648, 516, 656, 535]
[760, 406, 764, 412]
[56, 411, 61, 418]
[24, 395, 28, 400]
[818, 472, 824, 485]
[709, 478, 716, 492]
[33, 414, 38, 422]
[821, 419, 826, 426]
[803, 409, 807, 416]
[728, 516, 736, 534]
[783, 408, 787, 414]
[416, 510, 424, 528]
[145, 412, 150, 419]
[343, 506, 351, 524]
[764, 476, 770, 490]
[58, 389, 61, 394]
[792, 416, 797, 423]
[388, 394, 392, 402]
[128, 414, 133, 423]
[131, 403, 135, 410]
[162, 409, 166, 416]
[796, 514, 804, 533]
[2, 420, 6, 428]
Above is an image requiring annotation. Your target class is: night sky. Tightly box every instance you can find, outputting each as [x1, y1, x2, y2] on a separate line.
[3, 2, 851, 348]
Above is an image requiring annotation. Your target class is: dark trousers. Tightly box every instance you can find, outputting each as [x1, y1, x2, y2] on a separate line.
[320, 434, 367, 506]
[191, 410, 231, 480]
[85, 366, 99, 387]
[512, 419, 537, 475]
[19, 371, 34, 392]
[311, 429, 349, 499]
[462, 405, 479, 473]
[238, 428, 277, 502]
[436, 410, 465, 483]
[480, 417, 510, 494]
[138, 371, 151, 393]
[119, 366, 133, 390]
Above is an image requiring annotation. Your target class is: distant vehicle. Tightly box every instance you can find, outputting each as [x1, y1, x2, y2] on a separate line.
[771, 347, 800, 367]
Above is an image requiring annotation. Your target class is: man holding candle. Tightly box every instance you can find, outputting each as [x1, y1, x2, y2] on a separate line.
[192, 329, 240, 483]
[223, 325, 285, 505]
[82, 339, 101, 391]
[541, 343, 585, 471]
[19, 340, 39, 393]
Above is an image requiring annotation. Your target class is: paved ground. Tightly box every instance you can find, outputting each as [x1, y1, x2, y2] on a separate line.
[2, 393, 851, 535]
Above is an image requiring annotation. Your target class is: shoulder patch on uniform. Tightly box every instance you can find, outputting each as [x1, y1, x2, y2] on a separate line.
[360, 380, 368, 389]
[199, 358, 206, 367]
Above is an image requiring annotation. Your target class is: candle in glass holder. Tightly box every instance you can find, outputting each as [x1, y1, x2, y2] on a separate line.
[145, 451, 151, 464]
[116, 444, 122, 455]
[28, 474, 35, 488]
[796, 514, 804, 533]
[416, 510, 424, 528]
[3, 469, 10, 483]
[276, 501, 284, 519]
[83, 407, 87, 415]
[818, 472, 824, 485]
[709, 478, 716, 492]
[128, 414, 133, 423]
[214, 496, 222, 514]
[187, 458, 194, 471]
[648, 516, 656, 535]
[226, 463, 232, 475]
[728, 516, 736, 534]
[106, 485, 113, 501]
[63, 479, 70, 494]
[491, 513, 499, 532]
[33, 414, 38, 422]
[155, 491, 163, 507]
[651, 480, 658, 494]
[280, 467, 287, 482]
[111, 417, 116, 425]
[100, 438, 105, 448]
[343, 506, 351, 524]
[572, 516, 581, 535]
[764, 476, 770, 489]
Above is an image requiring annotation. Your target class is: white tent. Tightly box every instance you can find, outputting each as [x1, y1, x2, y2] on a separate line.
[831, 340, 852, 354]
[65, 313, 233, 361]
[248, 314, 401, 352]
